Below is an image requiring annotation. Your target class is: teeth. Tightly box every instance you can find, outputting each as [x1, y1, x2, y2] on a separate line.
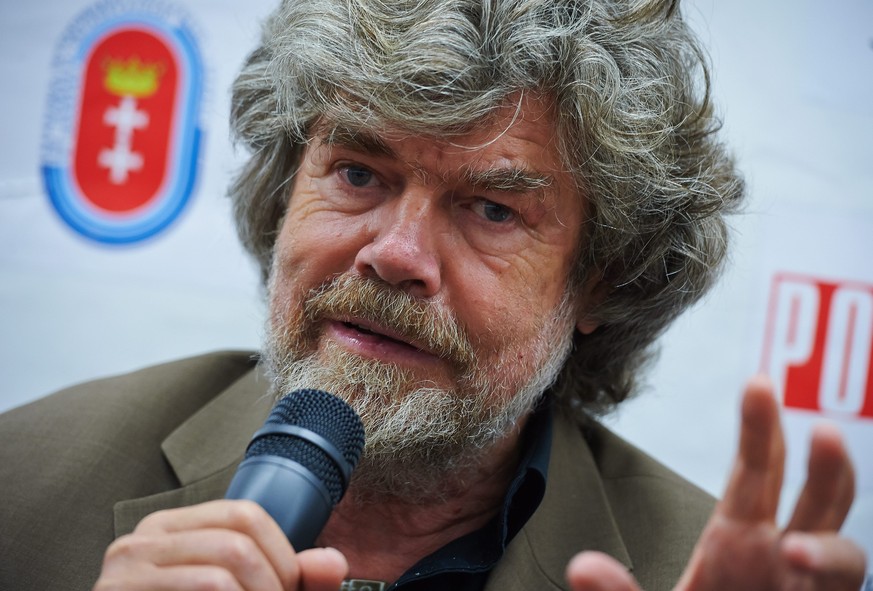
[344, 321, 410, 346]
[347, 322, 376, 335]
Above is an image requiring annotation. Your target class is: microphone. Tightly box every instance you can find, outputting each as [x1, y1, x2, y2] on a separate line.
[225, 389, 365, 550]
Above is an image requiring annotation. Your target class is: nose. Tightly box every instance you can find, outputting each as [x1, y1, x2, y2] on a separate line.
[353, 195, 442, 298]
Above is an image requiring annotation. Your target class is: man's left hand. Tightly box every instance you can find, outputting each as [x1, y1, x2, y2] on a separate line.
[566, 376, 868, 590]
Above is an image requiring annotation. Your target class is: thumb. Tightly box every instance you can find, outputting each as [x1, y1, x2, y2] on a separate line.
[294, 547, 349, 591]
[566, 552, 640, 591]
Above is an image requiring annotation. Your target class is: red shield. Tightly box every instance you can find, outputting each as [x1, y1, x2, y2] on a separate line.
[73, 28, 178, 214]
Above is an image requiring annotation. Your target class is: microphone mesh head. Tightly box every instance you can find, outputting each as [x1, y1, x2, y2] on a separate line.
[245, 389, 365, 505]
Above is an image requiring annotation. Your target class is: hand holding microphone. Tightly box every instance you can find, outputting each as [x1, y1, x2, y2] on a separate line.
[93, 390, 364, 591]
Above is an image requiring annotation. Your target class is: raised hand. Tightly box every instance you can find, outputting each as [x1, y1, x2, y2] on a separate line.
[566, 376, 867, 591]
[93, 499, 347, 591]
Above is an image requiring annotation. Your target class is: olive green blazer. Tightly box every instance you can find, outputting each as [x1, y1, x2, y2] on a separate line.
[0, 351, 713, 590]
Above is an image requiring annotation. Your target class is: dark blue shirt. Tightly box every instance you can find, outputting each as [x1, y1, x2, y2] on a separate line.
[387, 403, 554, 591]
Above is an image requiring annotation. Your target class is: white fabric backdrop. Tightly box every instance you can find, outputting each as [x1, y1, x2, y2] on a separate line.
[1, 0, 870, 562]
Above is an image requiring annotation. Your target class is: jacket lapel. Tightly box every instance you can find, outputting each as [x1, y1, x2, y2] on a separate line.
[114, 373, 634, 588]
[484, 412, 632, 591]
[114, 367, 274, 536]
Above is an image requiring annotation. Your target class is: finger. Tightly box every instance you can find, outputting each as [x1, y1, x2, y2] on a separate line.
[719, 375, 785, 522]
[782, 532, 867, 590]
[103, 529, 284, 591]
[297, 547, 349, 591]
[565, 552, 640, 591]
[135, 500, 297, 588]
[787, 423, 856, 532]
[95, 564, 245, 591]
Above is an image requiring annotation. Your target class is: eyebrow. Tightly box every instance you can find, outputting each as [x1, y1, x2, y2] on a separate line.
[461, 167, 553, 194]
[317, 125, 397, 159]
[315, 124, 554, 194]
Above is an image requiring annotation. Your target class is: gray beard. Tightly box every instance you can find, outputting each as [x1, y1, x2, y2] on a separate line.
[261, 273, 577, 503]
[263, 318, 574, 504]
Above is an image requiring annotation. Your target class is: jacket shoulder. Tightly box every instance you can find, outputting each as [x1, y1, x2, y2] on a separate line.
[0, 350, 259, 591]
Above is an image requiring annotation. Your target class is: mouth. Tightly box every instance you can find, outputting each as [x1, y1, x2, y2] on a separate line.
[324, 317, 446, 368]
[337, 318, 426, 352]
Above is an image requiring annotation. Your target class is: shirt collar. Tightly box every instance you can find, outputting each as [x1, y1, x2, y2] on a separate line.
[392, 400, 554, 589]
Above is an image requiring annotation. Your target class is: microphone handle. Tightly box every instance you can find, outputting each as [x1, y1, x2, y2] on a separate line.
[225, 455, 333, 551]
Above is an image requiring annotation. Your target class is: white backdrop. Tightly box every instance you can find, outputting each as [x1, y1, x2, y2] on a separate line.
[1, 0, 871, 564]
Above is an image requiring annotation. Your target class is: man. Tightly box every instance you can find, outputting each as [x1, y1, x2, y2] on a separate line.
[0, 0, 867, 590]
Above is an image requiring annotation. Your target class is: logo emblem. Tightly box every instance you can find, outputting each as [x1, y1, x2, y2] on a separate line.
[41, 1, 204, 243]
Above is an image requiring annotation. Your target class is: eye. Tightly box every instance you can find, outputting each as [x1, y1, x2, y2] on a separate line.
[471, 199, 515, 224]
[339, 165, 376, 188]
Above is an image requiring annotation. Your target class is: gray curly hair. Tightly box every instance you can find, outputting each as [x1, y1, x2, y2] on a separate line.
[228, 0, 744, 413]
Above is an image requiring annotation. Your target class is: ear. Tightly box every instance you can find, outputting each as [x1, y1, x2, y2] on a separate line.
[574, 273, 608, 335]
[576, 315, 599, 335]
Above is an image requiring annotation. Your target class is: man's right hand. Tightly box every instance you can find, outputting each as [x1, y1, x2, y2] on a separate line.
[93, 499, 348, 591]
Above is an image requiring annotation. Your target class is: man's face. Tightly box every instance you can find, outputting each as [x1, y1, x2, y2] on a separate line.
[265, 95, 591, 497]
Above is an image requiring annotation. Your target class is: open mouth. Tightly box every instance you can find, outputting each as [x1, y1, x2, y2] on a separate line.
[341, 320, 420, 351]
[325, 317, 457, 373]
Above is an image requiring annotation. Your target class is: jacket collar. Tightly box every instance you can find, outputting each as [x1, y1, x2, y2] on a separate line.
[114, 366, 273, 536]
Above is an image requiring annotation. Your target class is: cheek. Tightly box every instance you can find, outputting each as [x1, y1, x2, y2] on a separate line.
[275, 205, 368, 286]
[458, 253, 568, 331]
[457, 257, 572, 367]
[459, 279, 540, 354]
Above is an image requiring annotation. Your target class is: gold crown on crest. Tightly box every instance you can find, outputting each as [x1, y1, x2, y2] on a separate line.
[103, 56, 164, 98]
